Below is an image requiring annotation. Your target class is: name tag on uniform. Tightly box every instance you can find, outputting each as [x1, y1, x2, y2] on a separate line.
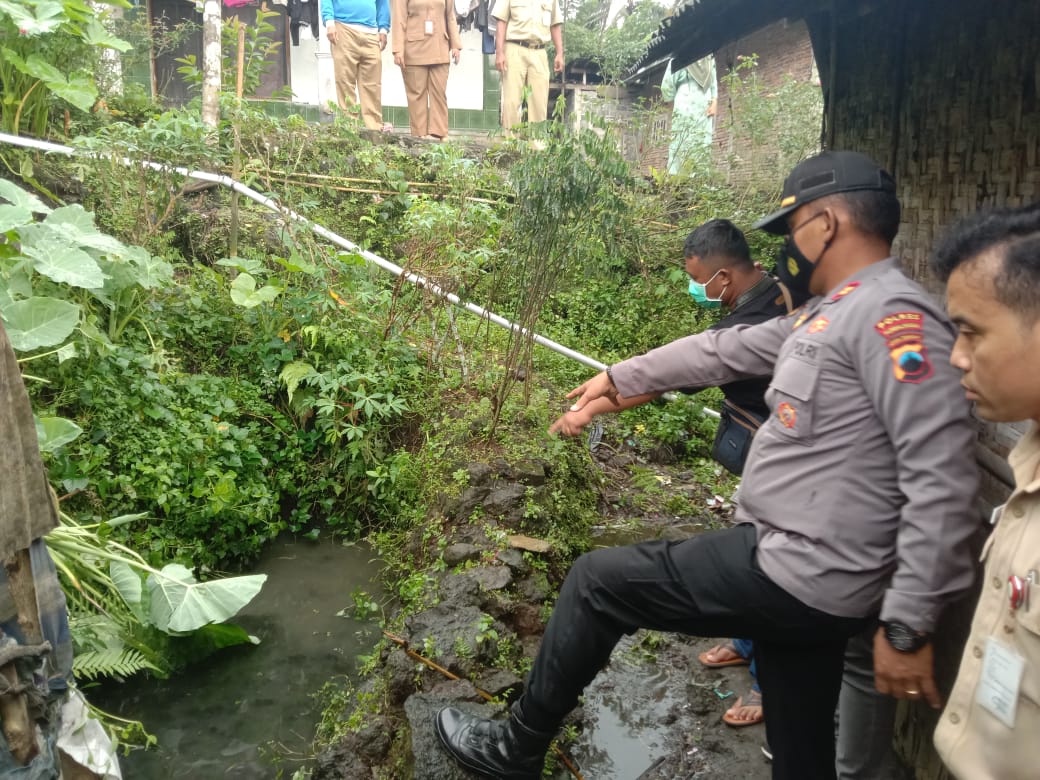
[977, 637, 1025, 728]
[425, 19, 434, 34]
[542, 10, 551, 25]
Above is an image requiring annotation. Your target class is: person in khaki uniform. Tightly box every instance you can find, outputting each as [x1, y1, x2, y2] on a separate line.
[492, 0, 563, 127]
[391, 0, 461, 139]
[321, 0, 391, 129]
[931, 203, 1040, 780]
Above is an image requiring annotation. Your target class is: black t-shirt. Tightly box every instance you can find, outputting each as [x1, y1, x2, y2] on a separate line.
[695, 279, 793, 420]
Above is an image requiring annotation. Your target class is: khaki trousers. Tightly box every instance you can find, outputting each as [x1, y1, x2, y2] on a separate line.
[500, 42, 549, 127]
[330, 24, 384, 129]
[402, 63, 450, 137]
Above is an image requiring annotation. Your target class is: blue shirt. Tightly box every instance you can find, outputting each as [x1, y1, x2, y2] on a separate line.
[321, 0, 390, 31]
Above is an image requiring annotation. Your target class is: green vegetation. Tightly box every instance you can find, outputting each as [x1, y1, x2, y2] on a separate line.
[0, 4, 821, 771]
[563, 0, 670, 83]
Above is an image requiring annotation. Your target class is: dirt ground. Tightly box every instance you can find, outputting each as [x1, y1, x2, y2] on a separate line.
[562, 631, 772, 780]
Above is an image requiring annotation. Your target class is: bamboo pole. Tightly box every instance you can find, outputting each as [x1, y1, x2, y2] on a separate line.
[382, 631, 585, 780]
[273, 177, 500, 204]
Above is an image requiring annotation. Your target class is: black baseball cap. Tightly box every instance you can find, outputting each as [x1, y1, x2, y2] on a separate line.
[753, 151, 897, 235]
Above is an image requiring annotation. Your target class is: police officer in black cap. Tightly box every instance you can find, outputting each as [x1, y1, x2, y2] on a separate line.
[435, 151, 980, 780]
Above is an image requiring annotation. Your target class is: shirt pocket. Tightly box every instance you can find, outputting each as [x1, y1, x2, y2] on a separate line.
[406, 16, 427, 42]
[767, 348, 820, 444]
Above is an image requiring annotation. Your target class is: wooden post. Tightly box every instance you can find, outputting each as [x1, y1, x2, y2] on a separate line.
[0, 548, 42, 765]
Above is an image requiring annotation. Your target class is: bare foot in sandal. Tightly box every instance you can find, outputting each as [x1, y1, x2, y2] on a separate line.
[722, 689, 764, 727]
[697, 642, 750, 668]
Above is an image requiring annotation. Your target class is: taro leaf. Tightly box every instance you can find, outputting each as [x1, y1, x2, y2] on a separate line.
[56, 342, 76, 363]
[44, 205, 125, 255]
[110, 560, 143, 608]
[22, 55, 96, 112]
[146, 563, 266, 633]
[80, 17, 132, 51]
[170, 623, 260, 666]
[0, 179, 48, 214]
[35, 416, 83, 452]
[0, 0, 65, 35]
[229, 272, 281, 308]
[216, 256, 265, 276]
[50, 73, 97, 113]
[1, 296, 80, 351]
[22, 53, 65, 84]
[22, 232, 106, 289]
[0, 205, 31, 234]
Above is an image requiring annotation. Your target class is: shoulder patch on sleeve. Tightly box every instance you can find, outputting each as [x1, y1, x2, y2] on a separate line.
[874, 311, 934, 383]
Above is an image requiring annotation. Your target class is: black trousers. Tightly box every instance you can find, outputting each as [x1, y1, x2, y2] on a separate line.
[520, 524, 871, 780]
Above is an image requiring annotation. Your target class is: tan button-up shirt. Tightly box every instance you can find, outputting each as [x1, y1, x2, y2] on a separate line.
[492, 0, 561, 45]
[934, 424, 1040, 779]
[391, 0, 461, 66]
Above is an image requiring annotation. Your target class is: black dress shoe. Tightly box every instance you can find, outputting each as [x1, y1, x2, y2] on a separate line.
[435, 703, 554, 780]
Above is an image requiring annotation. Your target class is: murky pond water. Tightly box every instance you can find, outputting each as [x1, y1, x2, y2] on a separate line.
[93, 537, 386, 779]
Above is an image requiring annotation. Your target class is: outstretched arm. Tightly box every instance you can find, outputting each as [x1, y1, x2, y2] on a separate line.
[549, 392, 660, 436]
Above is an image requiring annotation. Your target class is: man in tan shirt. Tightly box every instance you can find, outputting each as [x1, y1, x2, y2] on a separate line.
[492, 0, 563, 127]
[931, 202, 1040, 779]
[322, 0, 391, 129]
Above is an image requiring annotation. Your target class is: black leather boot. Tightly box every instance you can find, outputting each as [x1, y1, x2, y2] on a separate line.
[435, 702, 555, 780]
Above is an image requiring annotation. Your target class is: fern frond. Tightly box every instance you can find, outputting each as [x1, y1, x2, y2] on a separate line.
[73, 648, 161, 681]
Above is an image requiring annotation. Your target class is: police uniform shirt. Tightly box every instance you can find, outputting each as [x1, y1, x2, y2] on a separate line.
[609, 257, 980, 631]
[934, 424, 1040, 780]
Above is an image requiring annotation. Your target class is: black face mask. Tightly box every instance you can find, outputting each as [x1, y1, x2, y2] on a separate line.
[775, 213, 832, 298]
[775, 235, 817, 299]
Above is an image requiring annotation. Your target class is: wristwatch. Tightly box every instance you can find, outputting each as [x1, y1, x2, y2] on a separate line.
[881, 621, 931, 653]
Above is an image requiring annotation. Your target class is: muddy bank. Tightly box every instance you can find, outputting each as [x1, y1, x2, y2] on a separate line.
[311, 445, 771, 779]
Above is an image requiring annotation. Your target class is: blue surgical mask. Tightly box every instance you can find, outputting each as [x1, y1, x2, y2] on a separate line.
[688, 269, 727, 309]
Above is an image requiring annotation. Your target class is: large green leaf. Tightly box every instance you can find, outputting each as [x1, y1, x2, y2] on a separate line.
[47, 72, 97, 114]
[44, 205, 124, 255]
[1, 296, 80, 351]
[0, 179, 49, 214]
[0, 205, 31, 233]
[22, 232, 106, 289]
[22, 53, 65, 84]
[80, 17, 132, 51]
[35, 416, 82, 452]
[109, 560, 143, 608]
[146, 564, 266, 633]
[0, 0, 65, 35]
[230, 272, 281, 308]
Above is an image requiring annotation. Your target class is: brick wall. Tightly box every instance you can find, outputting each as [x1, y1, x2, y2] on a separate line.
[565, 80, 673, 173]
[712, 18, 818, 187]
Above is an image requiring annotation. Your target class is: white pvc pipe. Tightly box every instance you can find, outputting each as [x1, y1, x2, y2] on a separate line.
[0, 132, 718, 419]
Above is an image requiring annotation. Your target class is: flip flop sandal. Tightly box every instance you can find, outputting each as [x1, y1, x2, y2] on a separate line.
[698, 641, 751, 668]
[722, 691, 764, 728]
